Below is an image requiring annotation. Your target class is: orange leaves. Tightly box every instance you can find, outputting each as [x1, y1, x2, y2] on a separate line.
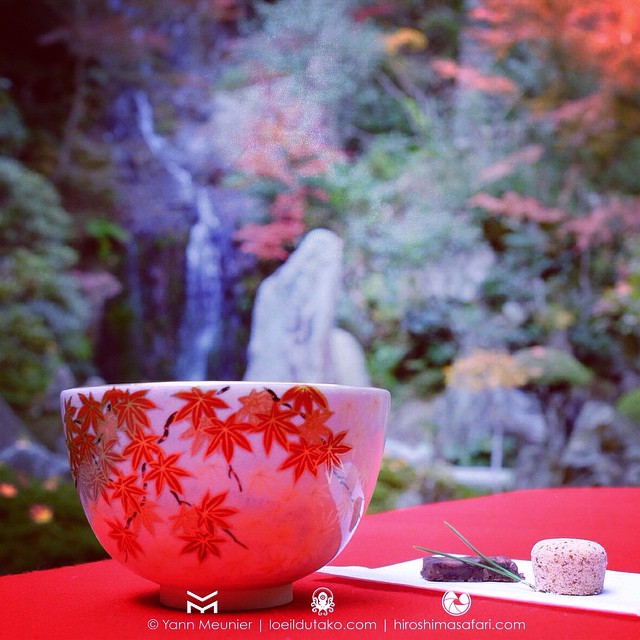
[174, 491, 238, 562]
[233, 219, 305, 261]
[567, 3, 640, 92]
[234, 101, 342, 185]
[471, 0, 640, 95]
[169, 383, 352, 482]
[471, 0, 577, 56]
[179, 529, 227, 562]
[316, 430, 351, 475]
[67, 430, 97, 476]
[133, 499, 163, 535]
[169, 383, 353, 481]
[463, 1, 640, 253]
[281, 384, 329, 414]
[383, 28, 428, 55]
[76, 392, 105, 433]
[297, 409, 334, 444]
[94, 437, 126, 477]
[468, 190, 640, 252]
[468, 192, 566, 224]
[233, 95, 344, 261]
[562, 196, 640, 251]
[431, 58, 516, 96]
[445, 349, 530, 390]
[545, 92, 615, 144]
[236, 389, 274, 424]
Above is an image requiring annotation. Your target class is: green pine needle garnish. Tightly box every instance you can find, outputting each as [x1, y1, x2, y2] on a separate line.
[415, 521, 536, 591]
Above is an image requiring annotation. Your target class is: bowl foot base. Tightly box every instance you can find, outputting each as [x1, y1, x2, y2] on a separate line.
[159, 583, 293, 611]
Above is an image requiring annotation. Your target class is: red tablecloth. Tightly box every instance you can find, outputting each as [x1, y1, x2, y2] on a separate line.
[2, 487, 639, 639]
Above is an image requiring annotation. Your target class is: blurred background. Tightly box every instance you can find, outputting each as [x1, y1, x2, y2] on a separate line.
[2, 0, 640, 574]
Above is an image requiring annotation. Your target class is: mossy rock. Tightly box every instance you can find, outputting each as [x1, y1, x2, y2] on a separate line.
[514, 346, 593, 387]
[615, 389, 640, 424]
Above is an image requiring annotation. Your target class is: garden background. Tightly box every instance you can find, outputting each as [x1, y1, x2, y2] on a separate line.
[2, 0, 640, 574]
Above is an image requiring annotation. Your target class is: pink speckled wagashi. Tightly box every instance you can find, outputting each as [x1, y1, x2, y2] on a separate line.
[61, 381, 389, 610]
[531, 538, 607, 595]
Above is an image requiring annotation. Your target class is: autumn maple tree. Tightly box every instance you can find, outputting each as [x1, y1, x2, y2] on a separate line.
[454, 0, 640, 254]
[470, 1, 640, 94]
[232, 99, 342, 261]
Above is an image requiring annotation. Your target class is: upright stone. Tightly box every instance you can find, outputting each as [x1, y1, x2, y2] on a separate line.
[329, 327, 371, 387]
[244, 229, 345, 383]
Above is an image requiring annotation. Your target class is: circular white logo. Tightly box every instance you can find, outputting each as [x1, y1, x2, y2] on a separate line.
[311, 587, 335, 616]
[442, 590, 471, 616]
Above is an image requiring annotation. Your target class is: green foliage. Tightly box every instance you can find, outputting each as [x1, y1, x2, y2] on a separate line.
[0, 306, 57, 406]
[0, 158, 74, 254]
[0, 157, 89, 406]
[0, 84, 27, 153]
[84, 217, 130, 261]
[601, 138, 640, 195]
[249, 0, 384, 111]
[368, 457, 487, 512]
[615, 389, 640, 424]
[0, 465, 107, 575]
[393, 299, 459, 392]
[515, 347, 594, 387]
[368, 457, 419, 513]
[326, 130, 487, 392]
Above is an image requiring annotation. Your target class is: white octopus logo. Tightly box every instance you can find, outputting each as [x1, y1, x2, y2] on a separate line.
[311, 587, 335, 615]
[441, 590, 471, 616]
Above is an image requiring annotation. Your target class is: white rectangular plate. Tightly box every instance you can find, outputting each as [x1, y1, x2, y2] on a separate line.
[318, 558, 640, 617]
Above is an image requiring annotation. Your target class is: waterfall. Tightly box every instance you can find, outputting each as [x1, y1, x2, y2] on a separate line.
[134, 90, 223, 381]
[174, 187, 223, 380]
[134, 91, 194, 205]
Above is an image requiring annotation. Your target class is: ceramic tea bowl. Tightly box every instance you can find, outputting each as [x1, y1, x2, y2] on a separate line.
[60, 381, 389, 610]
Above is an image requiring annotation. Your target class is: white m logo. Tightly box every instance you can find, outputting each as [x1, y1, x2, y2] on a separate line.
[186, 590, 218, 613]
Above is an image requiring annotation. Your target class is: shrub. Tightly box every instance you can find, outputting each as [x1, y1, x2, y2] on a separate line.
[0, 157, 89, 407]
[0, 465, 107, 575]
[615, 389, 640, 424]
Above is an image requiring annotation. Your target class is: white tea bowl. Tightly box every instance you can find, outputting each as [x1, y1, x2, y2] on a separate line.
[61, 381, 389, 610]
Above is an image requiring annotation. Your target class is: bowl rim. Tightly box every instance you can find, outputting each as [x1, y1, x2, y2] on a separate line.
[60, 380, 390, 396]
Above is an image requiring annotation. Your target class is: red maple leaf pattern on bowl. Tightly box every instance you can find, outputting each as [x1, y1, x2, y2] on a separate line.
[62, 384, 354, 564]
